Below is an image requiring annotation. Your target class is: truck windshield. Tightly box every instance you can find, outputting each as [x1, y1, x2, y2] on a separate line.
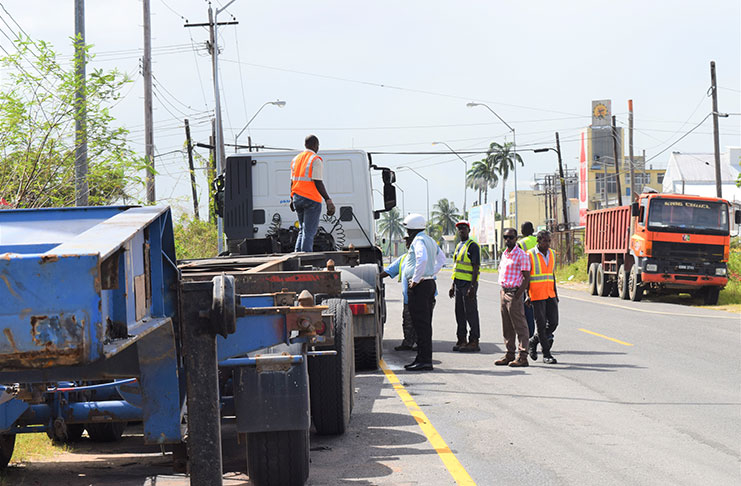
[647, 198, 729, 235]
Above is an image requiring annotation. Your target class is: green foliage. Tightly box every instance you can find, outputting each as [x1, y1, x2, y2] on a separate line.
[555, 255, 588, 283]
[426, 220, 443, 242]
[466, 159, 498, 205]
[0, 37, 145, 208]
[486, 141, 523, 220]
[431, 198, 460, 235]
[718, 249, 741, 305]
[376, 208, 405, 252]
[173, 215, 218, 260]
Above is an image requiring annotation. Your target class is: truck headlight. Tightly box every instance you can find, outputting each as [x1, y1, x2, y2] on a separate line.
[715, 267, 727, 276]
[645, 263, 658, 272]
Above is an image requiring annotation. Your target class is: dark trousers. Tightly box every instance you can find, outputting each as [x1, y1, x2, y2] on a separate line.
[524, 298, 535, 337]
[408, 279, 436, 364]
[454, 279, 480, 342]
[531, 297, 559, 356]
[401, 304, 417, 347]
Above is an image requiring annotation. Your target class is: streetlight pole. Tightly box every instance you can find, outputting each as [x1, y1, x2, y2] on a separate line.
[398, 166, 429, 223]
[432, 141, 467, 215]
[467, 102, 518, 230]
[395, 183, 405, 216]
[234, 100, 286, 152]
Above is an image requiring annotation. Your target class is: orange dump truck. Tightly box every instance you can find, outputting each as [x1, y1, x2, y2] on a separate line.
[585, 193, 740, 305]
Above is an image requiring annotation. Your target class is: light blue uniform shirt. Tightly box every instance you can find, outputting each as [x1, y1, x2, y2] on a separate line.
[402, 232, 446, 284]
[384, 254, 408, 304]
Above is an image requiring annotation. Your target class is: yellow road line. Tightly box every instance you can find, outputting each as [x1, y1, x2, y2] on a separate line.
[379, 359, 476, 486]
[578, 328, 634, 346]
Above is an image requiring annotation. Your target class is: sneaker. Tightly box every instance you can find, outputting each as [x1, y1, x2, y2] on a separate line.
[508, 354, 529, 367]
[543, 356, 558, 364]
[494, 355, 515, 366]
[459, 340, 480, 353]
[394, 344, 414, 351]
[452, 340, 467, 352]
[528, 340, 538, 361]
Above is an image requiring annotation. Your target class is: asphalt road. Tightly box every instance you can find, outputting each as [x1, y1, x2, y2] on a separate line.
[314, 270, 739, 485]
[4, 272, 738, 485]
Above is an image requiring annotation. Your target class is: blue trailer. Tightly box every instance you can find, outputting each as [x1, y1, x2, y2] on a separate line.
[0, 205, 355, 486]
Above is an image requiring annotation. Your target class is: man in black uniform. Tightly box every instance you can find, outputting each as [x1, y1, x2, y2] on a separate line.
[449, 221, 481, 352]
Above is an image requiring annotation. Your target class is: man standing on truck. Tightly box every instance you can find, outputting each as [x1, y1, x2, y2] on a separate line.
[402, 213, 446, 372]
[449, 220, 481, 353]
[380, 236, 417, 351]
[525, 230, 559, 364]
[495, 227, 531, 367]
[517, 221, 537, 339]
[289, 135, 336, 252]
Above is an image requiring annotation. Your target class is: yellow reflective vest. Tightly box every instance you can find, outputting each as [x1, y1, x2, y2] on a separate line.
[517, 235, 537, 252]
[452, 239, 479, 282]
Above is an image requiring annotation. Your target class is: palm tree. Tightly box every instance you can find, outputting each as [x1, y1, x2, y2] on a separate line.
[431, 198, 461, 235]
[425, 220, 443, 243]
[466, 159, 499, 205]
[376, 208, 404, 252]
[486, 141, 523, 239]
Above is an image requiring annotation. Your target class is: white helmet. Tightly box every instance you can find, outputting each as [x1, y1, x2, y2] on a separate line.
[403, 213, 426, 230]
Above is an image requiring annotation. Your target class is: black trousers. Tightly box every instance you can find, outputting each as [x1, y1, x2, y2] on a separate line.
[454, 279, 480, 342]
[408, 279, 436, 364]
[531, 297, 559, 356]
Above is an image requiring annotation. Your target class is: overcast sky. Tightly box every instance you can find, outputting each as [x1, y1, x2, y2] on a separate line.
[5, 0, 741, 217]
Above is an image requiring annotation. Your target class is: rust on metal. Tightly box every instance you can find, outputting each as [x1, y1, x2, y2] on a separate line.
[3, 328, 19, 353]
[39, 255, 59, 264]
[1, 274, 20, 299]
[0, 348, 84, 369]
[30, 314, 82, 351]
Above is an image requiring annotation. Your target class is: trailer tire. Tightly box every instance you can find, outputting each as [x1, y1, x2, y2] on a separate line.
[596, 265, 611, 297]
[48, 422, 85, 443]
[308, 299, 354, 436]
[616, 265, 629, 300]
[355, 336, 380, 371]
[702, 287, 720, 306]
[246, 429, 309, 486]
[628, 266, 643, 302]
[0, 434, 15, 469]
[588, 263, 599, 295]
[86, 422, 126, 442]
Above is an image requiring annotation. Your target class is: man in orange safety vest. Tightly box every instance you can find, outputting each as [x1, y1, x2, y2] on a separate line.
[525, 230, 559, 364]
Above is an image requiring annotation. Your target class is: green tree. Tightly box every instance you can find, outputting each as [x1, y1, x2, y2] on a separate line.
[0, 37, 146, 208]
[425, 220, 443, 243]
[466, 158, 499, 205]
[376, 207, 405, 252]
[431, 198, 460, 235]
[486, 141, 523, 229]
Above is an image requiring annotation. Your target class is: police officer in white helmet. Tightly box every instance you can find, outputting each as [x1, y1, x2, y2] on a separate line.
[401, 213, 446, 371]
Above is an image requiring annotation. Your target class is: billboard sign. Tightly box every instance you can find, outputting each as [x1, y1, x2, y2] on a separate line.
[591, 99, 611, 127]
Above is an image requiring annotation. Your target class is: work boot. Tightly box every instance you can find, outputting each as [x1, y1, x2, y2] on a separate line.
[508, 353, 529, 367]
[528, 339, 538, 361]
[394, 343, 414, 351]
[494, 354, 515, 366]
[543, 355, 558, 364]
[459, 339, 480, 353]
[452, 340, 467, 352]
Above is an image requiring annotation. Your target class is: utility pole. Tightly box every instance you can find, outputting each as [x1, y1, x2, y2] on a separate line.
[209, 120, 216, 224]
[602, 160, 608, 208]
[611, 115, 623, 206]
[710, 61, 723, 198]
[143, 0, 155, 204]
[185, 119, 199, 220]
[628, 100, 636, 202]
[185, 2, 238, 254]
[74, 0, 88, 206]
[555, 132, 568, 229]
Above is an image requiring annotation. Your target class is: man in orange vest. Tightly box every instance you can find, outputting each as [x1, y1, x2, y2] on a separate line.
[525, 230, 559, 364]
[290, 135, 335, 251]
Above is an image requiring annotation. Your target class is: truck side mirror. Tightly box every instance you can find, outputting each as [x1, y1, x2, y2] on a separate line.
[382, 168, 396, 184]
[383, 182, 397, 211]
[735, 210, 741, 224]
[631, 202, 640, 217]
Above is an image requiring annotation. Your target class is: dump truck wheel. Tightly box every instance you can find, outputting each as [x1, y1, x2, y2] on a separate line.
[246, 429, 309, 486]
[86, 422, 126, 442]
[617, 265, 629, 300]
[355, 336, 380, 371]
[702, 287, 720, 306]
[0, 434, 15, 469]
[596, 265, 611, 297]
[628, 266, 643, 302]
[588, 263, 599, 295]
[308, 299, 354, 435]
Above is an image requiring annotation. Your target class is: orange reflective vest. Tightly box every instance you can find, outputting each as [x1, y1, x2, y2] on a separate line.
[528, 248, 556, 301]
[290, 150, 323, 203]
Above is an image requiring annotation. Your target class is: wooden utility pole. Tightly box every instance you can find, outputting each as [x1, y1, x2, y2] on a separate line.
[185, 119, 200, 220]
[556, 132, 568, 228]
[611, 115, 623, 206]
[710, 61, 722, 198]
[74, 0, 88, 206]
[209, 119, 216, 225]
[143, 0, 155, 204]
[628, 100, 636, 201]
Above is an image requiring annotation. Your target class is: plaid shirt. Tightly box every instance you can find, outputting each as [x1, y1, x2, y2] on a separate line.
[498, 245, 531, 288]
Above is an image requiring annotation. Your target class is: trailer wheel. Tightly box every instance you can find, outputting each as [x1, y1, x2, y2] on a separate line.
[355, 336, 380, 371]
[588, 263, 599, 295]
[616, 265, 630, 300]
[702, 287, 720, 306]
[308, 299, 354, 435]
[48, 421, 85, 443]
[0, 434, 15, 469]
[628, 266, 643, 302]
[246, 429, 309, 486]
[86, 422, 126, 442]
[596, 265, 611, 297]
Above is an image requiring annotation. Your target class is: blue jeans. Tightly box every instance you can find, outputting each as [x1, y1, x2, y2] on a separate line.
[293, 194, 322, 252]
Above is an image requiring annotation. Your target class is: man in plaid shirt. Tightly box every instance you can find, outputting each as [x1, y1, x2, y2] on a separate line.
[495, 227, 532, 367]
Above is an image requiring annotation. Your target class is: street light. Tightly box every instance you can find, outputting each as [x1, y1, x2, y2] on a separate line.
[395, 183, 405, 216]
[467, 102, 519, 230]
[533, 132, 568, 230]
[432, 141, 467, 215]
[234, 100, 286, 152]
[397, 166, 429, 223]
